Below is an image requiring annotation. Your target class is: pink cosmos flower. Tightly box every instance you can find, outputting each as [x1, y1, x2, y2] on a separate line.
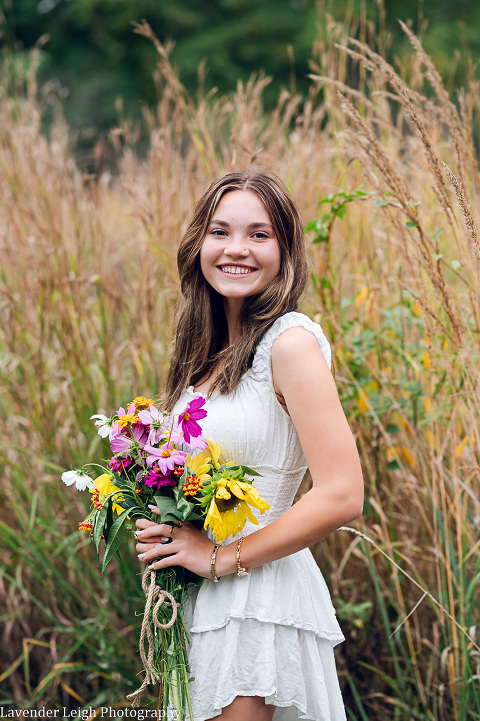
[138, 404, 166, 445]
[143, 443, 187, 474]
[110, 423, 147, 454]
[115, 402, 138, 429]
[164, 422, 184, 445]
[186, 433, 208, 450]
[178, 396, 207, 443]
[144, 466, 177, 489]
[164, 420, 207, 450]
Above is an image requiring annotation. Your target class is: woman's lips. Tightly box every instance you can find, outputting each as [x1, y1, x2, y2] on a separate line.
[217, 264, 258, 276]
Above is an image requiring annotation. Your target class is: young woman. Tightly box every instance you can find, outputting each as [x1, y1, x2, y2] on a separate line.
[134, 169, 364, 721]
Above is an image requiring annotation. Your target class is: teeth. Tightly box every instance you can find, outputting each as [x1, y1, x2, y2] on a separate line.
[220, 265, 255, 275]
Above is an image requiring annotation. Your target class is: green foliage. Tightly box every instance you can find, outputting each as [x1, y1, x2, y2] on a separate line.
[3, 0, 480, 144]
[4, 0, 318, 135]
[306, 187, 372, 243]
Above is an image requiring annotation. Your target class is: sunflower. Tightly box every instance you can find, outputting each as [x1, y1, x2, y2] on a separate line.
[204, 477, 269, 542]
[90, 473, 125, 515]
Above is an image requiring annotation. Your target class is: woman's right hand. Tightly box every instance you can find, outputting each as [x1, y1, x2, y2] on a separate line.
[134, 515, 171, 556]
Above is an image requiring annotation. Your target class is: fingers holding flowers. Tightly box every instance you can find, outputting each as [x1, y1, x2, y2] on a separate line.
[137, 522, 215, 579]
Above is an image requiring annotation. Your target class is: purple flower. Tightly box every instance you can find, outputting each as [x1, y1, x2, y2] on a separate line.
[144, 466, 177, 489]
[143, 443, 187, 474]
[178, 397, 207, 443]
[110, 423, 147, 454]
[109, 456, 133, 473]
[138, 404, 166, 445]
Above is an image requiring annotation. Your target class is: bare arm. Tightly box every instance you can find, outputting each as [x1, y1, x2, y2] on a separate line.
[136, 326, 364, 577]
[215, 326, 364, 575]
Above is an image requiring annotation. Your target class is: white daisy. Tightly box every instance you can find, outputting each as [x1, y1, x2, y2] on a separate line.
[90, 413, 115, 439]
[61, 469, 95, 491]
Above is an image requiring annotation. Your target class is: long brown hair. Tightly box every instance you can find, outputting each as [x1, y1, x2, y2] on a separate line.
[164, 168, 308, 410]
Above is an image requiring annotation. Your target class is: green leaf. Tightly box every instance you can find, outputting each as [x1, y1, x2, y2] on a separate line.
[109, 472, 132, 492]
[154, 494, 185, 523]
[101, 510, 130, 573]
[373, 199, 389, 207]
[333, 203, 347, 219]
[105, 498, 114, 542]
[433, 253, 443, 261]
[222, 464, 260, 477]
[184, 509, 204, 523]
[112, 492, 139, 512]
[176, 494, 194, 517]
[386, 423, 400, 434]
[93, 503, 108, 554]
[312, 227, 329, 243]
[405, 221, 418, 228]
[451, 259, 461, 270]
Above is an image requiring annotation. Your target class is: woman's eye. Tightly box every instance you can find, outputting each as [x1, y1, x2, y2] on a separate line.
[210, 229, 227, 237]
[252, 232, 268, 239]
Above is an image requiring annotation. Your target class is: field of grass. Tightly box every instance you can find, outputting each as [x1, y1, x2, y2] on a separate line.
[0, 18, 479, 721]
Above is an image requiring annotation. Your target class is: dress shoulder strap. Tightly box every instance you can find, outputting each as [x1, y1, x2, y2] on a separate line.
[250, 312, 332, 384]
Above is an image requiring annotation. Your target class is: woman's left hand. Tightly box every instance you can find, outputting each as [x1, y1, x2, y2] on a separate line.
[135, 506, 215, 579]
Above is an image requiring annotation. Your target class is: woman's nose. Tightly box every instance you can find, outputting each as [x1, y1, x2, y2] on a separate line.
[224, 235, 249, 257]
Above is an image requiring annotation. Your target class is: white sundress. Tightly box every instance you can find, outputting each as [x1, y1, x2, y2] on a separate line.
[173, 312, 347, 721]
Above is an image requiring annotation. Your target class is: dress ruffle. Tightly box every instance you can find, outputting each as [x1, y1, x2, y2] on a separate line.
[184, 618, 346, 721]
[186, 550, 343, 644]
[181, 550, 345, 721]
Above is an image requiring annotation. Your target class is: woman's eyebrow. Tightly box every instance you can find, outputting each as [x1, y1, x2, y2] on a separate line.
[209, 219, 274, 230]
[248, 222, 274, 230]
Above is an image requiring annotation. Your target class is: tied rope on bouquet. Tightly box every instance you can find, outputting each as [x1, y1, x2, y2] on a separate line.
[126, 568, 180, 707]
[61, 394, 270, 719]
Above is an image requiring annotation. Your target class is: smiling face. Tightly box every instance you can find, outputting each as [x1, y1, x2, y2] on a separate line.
[200, 189, 281, 306]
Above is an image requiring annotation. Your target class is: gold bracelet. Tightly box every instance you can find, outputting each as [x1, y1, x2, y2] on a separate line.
[236, 536, 250, 577]
[211, 543, 221, 582]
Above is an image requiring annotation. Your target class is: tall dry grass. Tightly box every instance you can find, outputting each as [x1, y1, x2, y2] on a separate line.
[0, 16, 479, 720]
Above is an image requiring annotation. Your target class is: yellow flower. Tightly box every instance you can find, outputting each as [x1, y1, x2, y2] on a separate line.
[90, 473, 125, 515]
[115, 413, 139, 429]
[132, 396, 156, 409]
[204, 478, 269, 542]
[205, 440, 222, 468]
[186, 452, 211, 483]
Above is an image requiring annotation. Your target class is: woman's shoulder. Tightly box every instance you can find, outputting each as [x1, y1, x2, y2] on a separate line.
[251, 312, 332, 378]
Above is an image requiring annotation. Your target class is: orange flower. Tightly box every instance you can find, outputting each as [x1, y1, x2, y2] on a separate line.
[132, 396, 156, 409]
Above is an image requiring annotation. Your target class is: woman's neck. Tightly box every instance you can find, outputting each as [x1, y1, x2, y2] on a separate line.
[223, 297, 244, 345]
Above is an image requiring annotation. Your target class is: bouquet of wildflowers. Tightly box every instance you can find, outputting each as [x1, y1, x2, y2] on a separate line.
[62, 395, 269, 718]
